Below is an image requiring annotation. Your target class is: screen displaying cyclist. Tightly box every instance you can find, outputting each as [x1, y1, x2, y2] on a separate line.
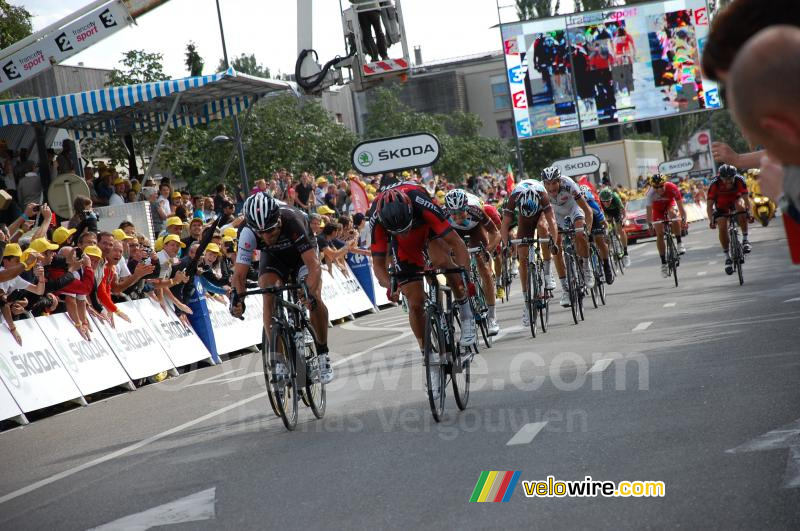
[444, 189, 502, 336]
[599, 187, 631, 267]
[501, 177, 558, 326]
[541, 166, 596, 307]
[580, 184, 614, 285]
[707, 163, 752, 275]
[230, 193, 333, 383]
[369, 183, 477, 356]
[645, 173, 688, 278]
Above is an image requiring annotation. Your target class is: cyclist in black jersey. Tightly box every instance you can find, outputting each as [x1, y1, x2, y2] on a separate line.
[230, 192, 333, 383]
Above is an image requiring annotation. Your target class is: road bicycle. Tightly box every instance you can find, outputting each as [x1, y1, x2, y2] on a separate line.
[714, 211, 745, 286]
[465, 239, 493, 349]
[499, 245, 513, 303]
[510, 237, 552, 338]
[607, 219, 626, 276]
[588, 228, 607, 308]
[652, 217, 680, 288]
[245, 280, 325, 431]
[560, 217, 586, 325]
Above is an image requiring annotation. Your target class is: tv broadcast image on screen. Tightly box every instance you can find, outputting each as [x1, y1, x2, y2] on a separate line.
[501, 0, 721, 139]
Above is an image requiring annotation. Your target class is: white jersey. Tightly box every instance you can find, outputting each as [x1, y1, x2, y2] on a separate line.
[548, 176, 583, 219]
[447, 191, 487, 231]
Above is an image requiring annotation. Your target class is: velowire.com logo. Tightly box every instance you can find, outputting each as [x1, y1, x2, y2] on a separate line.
[469, 471, 521, 503]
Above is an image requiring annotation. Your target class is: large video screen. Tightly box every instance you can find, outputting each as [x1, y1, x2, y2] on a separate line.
[501, 0, 721, 139]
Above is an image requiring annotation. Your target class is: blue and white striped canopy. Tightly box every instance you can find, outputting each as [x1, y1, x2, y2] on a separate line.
[0, 68, 294, 138]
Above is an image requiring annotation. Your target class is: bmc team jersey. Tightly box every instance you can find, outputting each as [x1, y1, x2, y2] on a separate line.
[707, 176, 748, 211]
[369, 182, 452, 265]
[448, 191, 497, 231]
[504, 179, 551, 217]
[236, 206, 315, 266]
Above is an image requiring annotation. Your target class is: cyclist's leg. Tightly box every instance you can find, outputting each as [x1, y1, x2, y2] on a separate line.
[653, 203, 667, 262]
[399, 277, 426, 349]
[428, 236, 476, 345]
[258, 253, 285, 349]
[669, 206, 684, 250]
[536, 215, 554, 286]
[735, 197, 750, 249]
[516, 215, 536, 294]
[469, 226, 495, 307]
[616, 217, 628, 253]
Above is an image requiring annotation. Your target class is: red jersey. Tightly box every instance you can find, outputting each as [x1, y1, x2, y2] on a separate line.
[707, 177, 747, 210]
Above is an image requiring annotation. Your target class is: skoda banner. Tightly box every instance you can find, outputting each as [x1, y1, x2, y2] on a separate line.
[659, 158, 695, 175]
[352, 132, 441, 175]
[0, 376, 23, 424]
[551, 154, 601, 178]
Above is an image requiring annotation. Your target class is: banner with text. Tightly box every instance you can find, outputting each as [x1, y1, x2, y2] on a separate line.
[0, 377, 24, 423]
[206, 296, 265, 355]
[130, 299, 213, 368]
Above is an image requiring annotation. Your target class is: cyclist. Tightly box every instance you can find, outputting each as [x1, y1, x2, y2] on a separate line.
[645, 174, 688, 278]
[541, 166, 596, 307]
[229, 192, 333, 383]
[599, 187, 631, 267]
[497, 194, 519, 299]
[500, 178, 559, 326]
[369, 183, 477, 392]
[444, 189, 501, 336]
[580, 185, 614, 285]
[707, 164, 752, 275]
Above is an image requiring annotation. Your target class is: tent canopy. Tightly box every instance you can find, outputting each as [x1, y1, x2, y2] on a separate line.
[0, 68, 296, 138]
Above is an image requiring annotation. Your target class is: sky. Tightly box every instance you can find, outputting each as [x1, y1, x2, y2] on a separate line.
[19, 0, 576, 79]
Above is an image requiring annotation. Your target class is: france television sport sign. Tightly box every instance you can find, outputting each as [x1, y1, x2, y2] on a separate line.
[352, 132, 441, 176]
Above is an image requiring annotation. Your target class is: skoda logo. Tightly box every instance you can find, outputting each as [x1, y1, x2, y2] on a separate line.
[357, 151, 373, 167]
[54, 338, 79, 373]
[0, 356, 20, 388]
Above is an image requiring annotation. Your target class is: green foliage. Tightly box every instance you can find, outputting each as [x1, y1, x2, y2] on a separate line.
[185, 41, 204, 77]
[0, 1, 32, 49]
[216, 53, 270, 77]
[365, 87, 510, 179]
[574, 0, 616, 10]
[519, 132, 581, 177]
[516, 0, 560, 20]
[108, 50, 168, 86]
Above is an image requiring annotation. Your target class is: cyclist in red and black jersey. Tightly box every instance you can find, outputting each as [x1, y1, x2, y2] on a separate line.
[707, 164, 752, 274]
[370, 182, 478, 356]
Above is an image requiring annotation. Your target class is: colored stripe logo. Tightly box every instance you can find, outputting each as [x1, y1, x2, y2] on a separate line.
[469, 471, 521, 502]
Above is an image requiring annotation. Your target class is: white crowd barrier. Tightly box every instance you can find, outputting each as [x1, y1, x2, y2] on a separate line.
[685, 201, 708, 223]
[0, 260, 390, 426]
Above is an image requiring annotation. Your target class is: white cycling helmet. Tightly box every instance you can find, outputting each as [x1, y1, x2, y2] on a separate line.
[243, 191, 281, 231]
[518, 187, 541, 217]
[541, 166, 561, 181]
[579, 184, 592, 197]
[444, 189, 469, 212]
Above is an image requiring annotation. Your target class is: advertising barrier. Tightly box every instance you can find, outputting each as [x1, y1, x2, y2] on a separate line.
[321, 267, 353, 321]
[346, 253, 377, 308]
[0, 318, 84, 413]
[130, 299, 214, 369]
[0, 377, 26, 424]
[91, 301, 177, 380]
[38, 313, 133, 396]
[330, 265, 374, 316]
[206, 296, 264, 356]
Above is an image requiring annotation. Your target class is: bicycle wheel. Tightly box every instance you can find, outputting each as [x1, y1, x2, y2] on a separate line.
[598, 274, 606, 305]
[667, 236, 679, 288]
[269, 325, 299, 431]
[452, 342, 471, 411]
[501, 255, 510, 303]
[423, 307, 446, 422]
[261, 330, 280, 418]
[476, 283, 492, 349]
[302, 325, 326, 419]
[611, 232, 625, 275]
[539, 267, 550, 333]
[576, 264, 586, 321]
[566, 256, 579, 325]
[526, 262, 538, 338]
[732, 230, 744, 286]
[589, 253, 599, 309]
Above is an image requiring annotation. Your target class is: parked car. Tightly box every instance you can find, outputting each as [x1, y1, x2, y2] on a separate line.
[623, 198, 690, 244]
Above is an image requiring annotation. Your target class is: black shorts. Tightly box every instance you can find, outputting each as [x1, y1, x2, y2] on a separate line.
[259, 245, 316, 282]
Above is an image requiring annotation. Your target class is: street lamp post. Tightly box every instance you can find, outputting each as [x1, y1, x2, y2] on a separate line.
[215, 0, 250, 195]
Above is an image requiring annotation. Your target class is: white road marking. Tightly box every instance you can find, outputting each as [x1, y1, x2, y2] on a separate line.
[506, 422, 548, 446]
[0, 393, 268, 506]
[587, 358, 614, 374]
[663, 302, 676, 308]
[697, 271, 708, 276]
[494, 325, 523, 340]
[0, 331, 414, 506]
[727, 417, 800, 489]
[89, 487, 216, 530]
[185, 367, 247, 388]
[785, 298, 800, 303]
[709, 261, 718, 265]
[632, 321, 653, 331]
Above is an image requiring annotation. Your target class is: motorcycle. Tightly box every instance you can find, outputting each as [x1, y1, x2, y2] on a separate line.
[751, 193, 776, 227]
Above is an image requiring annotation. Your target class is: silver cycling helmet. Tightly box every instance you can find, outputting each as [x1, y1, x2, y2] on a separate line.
[243, 191, 281, 231]
[444, 189, 469, 212]
[541, 166, 561, 181]
[518, 187, 541, 217]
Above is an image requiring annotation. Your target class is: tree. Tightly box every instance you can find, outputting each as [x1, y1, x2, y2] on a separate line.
[0, 1, 32, 50]
[574, 0, 616, 10]
[185, 41, 204, 77]
[216, 53, 270, 77]
[516, 0, 560, 20]
[519, 132, 581, 176]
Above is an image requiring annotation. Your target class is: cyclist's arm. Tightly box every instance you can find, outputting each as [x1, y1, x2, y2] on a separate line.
[646, 205, 653, 225]
[372, 254, 390, 290]
[675, 194, 687, 221]
[577, 196, 593, 229]
[706, 200, 715, 223]
[485, 219, 501, 250]
[501, 213, 512, 247]
[544, 207, 558, 240]
[443, 230, 470, 274]
[300, 248, 322, 299]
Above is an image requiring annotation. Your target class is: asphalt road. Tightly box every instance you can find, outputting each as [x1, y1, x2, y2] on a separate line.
[0, 218, 798, 530]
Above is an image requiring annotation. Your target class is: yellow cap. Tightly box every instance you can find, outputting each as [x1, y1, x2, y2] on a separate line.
[172, 191, 182, 199]
[316, 177, 328, 185]
[2, 243, 22, 258]
[163, 234, 186, 248]
[28, 238, 59, 253]
[367, 193, 375, 202]
[113, 177, 126, 186]
[317, 205, 335, 215]
[205, 243, 222, 255]
[222, 235, 234, 243]
[84, 245, 103, 258]
[52, 226, 77, 245]
[154, 236, 164, 252]
[112, 229, 134, 241]
[166, 216, 186, 228]
[223, 227, 237, 239]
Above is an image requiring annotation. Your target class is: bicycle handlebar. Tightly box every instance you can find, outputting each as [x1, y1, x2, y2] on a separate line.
[510, 238, 550, 245]
[712, 211, 743, 220]
[244, 283, 303, 296]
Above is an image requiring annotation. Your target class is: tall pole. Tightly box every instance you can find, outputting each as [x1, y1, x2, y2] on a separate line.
[565, 24, 587, 156]
[216, 0, 249, 196]
[495, 0, 525, 182]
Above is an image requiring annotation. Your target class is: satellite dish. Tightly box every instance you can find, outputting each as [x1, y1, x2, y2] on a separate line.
[47, 173, 91, 219]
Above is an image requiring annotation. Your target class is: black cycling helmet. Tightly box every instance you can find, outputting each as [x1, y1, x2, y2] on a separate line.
[718, 164, 737, 180]
[376, 188, 414, 234]
[243, 192, 280, 231]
